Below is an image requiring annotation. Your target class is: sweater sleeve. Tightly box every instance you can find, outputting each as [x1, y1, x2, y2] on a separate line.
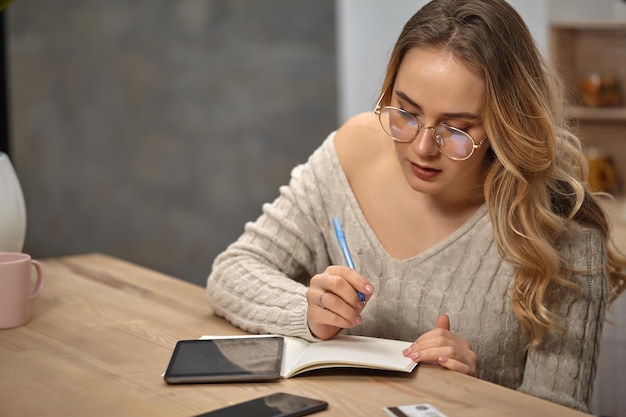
[206, 135, 337, 342]
[517, 227, 608, 412]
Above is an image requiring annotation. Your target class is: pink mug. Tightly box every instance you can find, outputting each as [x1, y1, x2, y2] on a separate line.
[0, 252, 45, 329]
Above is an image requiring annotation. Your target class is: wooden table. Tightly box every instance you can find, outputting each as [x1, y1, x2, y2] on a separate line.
[0, 253, 591, 417]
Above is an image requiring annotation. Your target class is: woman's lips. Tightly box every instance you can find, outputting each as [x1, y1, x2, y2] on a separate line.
[411, 161, 440, 180]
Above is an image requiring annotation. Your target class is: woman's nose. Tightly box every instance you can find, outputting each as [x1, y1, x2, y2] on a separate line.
[412, 126, 439, 157]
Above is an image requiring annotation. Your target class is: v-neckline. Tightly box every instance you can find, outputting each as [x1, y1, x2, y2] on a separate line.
[328, 133, 489, 264]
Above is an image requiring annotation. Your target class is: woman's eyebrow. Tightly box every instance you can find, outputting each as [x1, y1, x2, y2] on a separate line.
[395, 90, 480, 120]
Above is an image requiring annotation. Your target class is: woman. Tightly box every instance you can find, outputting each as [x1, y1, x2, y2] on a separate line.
[206, 0, 626, 411]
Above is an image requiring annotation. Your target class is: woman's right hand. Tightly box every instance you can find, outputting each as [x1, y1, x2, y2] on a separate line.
[305, 265, 373, 340]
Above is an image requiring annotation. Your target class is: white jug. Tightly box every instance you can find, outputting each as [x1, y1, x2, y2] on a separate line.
[0, 152, 27, 251]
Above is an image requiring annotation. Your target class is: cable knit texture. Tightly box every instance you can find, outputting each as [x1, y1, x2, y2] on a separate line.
[207, 132, 607, 412]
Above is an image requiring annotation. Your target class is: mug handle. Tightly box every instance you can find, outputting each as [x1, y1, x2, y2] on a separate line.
[29, 259, 45, 300]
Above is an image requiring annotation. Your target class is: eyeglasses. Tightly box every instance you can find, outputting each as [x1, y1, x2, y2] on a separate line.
[374, 95, 488, 161]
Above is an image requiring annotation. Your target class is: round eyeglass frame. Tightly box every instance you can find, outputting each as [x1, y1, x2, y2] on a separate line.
[374, 95, 488, 161]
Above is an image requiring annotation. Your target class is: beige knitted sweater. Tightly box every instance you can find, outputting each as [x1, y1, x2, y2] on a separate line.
[206, 132, 607, 412]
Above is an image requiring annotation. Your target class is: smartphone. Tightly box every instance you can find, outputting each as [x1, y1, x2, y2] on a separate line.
[163, 336, 284, 384]
[193, 392, 328, 417]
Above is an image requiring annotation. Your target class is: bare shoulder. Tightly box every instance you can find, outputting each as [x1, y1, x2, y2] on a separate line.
[334, 112, 390, 177]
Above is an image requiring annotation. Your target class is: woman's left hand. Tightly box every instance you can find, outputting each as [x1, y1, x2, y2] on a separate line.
[402, 314, 477, 376]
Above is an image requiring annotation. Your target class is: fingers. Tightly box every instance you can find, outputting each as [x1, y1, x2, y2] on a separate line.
[309, 266, 373, 308]
[435, 314, 450, 330]
[306, 286, 363, 328]
[322, 265, 374, 306]
[402, 315, 477, 376]
[404, 341, 477, 376]
[435, 355, 475, 375]
[316, 290, 360, 324]
[306, 288, 361, 340]
[318, 291, 329, 310]
[305, 266, 374, 340]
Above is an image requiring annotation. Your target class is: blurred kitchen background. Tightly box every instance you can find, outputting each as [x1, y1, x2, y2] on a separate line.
[4, 0, 623, 286]
[2, 1, 626, 416]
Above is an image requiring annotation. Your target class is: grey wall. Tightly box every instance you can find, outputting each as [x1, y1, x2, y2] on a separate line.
[8, 1, 337, 286]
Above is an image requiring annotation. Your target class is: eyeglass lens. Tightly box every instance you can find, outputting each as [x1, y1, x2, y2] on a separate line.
[379, 107, 475, 160]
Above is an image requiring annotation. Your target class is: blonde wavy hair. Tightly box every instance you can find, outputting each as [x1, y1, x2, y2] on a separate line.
[379, 0, 626, 347]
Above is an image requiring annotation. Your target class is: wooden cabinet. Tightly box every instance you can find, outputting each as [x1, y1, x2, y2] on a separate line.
[550, 22, 626, 195]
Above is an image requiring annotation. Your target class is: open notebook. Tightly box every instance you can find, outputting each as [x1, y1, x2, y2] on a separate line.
[200, 334, 417, 378]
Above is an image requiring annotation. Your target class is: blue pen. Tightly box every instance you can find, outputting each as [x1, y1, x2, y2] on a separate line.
[332, 217, 367, 302]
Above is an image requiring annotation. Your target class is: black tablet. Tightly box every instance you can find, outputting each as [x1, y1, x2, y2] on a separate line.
[163, 336, 284, 384]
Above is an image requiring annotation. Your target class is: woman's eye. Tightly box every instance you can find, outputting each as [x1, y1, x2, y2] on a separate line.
[404, 111, 423, 121]
[399, 111, 414, 121]
[445, 123, 471, 132]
